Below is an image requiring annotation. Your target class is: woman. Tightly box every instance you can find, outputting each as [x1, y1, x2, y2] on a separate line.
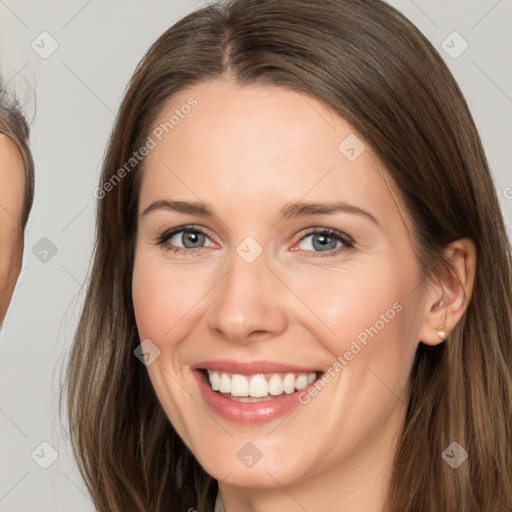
[65, 0, 512, 510]
[0, 79, 34, 325]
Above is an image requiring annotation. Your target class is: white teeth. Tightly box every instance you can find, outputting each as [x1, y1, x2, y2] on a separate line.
[231, 374, 248, 396]
[249, 375, 268, 397]
[219, 373, 231, 393]
[283, 373, 295, 394]
[268, 374, 284, 395]
[206, 370, 317, 398]
[295, 374, 308, 391]
[209, 371, 220, 391]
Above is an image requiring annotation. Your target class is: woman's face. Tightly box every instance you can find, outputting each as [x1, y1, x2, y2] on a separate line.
[132, 79, 428, 492]
[0, 134, 25, 324]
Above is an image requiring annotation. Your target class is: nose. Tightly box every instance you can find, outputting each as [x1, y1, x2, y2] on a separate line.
[205, 248, 288, 344]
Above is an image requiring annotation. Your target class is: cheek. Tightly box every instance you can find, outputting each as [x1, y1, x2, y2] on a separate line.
[131, 253, 207, 435]
[285, 256, 423, 421]
[132, 250, 209, 340]
[286, 261, 418, 356]
[132, 265, 166, 340]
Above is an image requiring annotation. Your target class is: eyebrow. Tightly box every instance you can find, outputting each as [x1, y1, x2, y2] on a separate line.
[140, 199, 380, 227]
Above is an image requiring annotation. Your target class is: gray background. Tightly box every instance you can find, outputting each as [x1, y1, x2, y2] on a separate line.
[0, 1, 510, 510]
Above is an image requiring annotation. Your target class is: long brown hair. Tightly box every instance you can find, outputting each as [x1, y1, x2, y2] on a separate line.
[64, 0, 512, 510]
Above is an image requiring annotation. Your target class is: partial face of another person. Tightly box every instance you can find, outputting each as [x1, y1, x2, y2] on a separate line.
[0, 134, 25, 324]
[132, 79, 430, 490]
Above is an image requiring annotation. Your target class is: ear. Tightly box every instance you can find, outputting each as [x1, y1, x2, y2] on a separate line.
[417, 238, 477, 346]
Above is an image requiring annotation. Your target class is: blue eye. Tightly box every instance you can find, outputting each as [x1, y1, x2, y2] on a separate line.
[157, 226, 354, 257]
[158, 226, 215, 255]
[295, 228, 354, 257]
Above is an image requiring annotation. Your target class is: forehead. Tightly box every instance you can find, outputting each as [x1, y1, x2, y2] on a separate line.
[139, 79, 404, 229]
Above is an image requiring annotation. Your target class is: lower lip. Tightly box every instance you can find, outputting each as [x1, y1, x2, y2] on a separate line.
[193, 369, 319, 424]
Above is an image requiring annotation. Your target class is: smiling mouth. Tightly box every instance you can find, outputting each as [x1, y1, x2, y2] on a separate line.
[198, 369, 323, 402]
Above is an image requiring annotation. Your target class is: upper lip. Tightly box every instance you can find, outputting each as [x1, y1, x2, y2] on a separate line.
[192, 360, 322, 375]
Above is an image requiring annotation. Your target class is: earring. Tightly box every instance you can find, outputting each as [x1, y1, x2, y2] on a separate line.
[435, 300, 448, 340]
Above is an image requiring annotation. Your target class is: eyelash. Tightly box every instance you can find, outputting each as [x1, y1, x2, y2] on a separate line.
[156, 225, 355, 258]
